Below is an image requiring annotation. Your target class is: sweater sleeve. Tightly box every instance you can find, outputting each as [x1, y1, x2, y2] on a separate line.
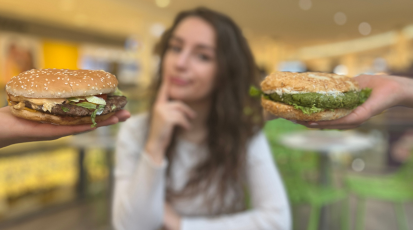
[112, 114, 167, 230]
[180, 131, 291, 230]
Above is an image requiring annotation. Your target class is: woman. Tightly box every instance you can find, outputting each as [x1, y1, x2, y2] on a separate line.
[113, 7, 290, 230]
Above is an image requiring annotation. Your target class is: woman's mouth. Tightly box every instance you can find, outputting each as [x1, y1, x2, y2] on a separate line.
[170, 77, 190, 86]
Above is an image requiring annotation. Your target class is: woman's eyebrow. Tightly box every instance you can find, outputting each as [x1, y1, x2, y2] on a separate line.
[195, 44, 215, 51]
[170, 36, 183, 43]
[171, 35, 215, 51]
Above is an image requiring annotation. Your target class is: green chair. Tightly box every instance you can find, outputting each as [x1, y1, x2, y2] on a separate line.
[264, 119, 348, 230]
[345, 155, 413, 230]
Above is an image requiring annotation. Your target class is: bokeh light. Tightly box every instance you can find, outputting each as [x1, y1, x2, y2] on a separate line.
[352, 158, 365, 172]
[333, 64, 349, 75]
[155, 0, 170, 8]
[334, 12, 347, 25]
[359, 22, 372, 36]
[150, 23, 166, 38]
[299, 0, 312, 11]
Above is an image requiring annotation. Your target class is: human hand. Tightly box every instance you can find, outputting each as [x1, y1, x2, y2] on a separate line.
[0, 106, 130, 148]
[295, 74, 412, 129]
[144, 79, 196, 164]
[163, 203, 181, 230]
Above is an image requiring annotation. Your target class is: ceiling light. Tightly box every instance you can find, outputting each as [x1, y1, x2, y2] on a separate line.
[334, 12, 347, 25]
[150, 23, 166, 37]
[333, 64, 348, 75]
[59, 0, 75, 12]
[299, 0, 312, 11]
[155, 0, 170, 8]
[359, 22, 372, 36]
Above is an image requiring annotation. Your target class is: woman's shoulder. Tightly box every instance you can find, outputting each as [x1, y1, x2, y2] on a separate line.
[120, 112, 149, 131]
[117, 112, 149, 141]
[246, 130, 273, 162]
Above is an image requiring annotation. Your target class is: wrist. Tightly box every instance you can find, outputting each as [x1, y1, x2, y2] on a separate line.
[144, 140, 165, 164]
[396, 76, 413, 108]
[174, 217, 181, 230]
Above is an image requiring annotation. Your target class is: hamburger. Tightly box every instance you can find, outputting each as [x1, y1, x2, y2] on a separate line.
[250, 71, 372, 121]
[5, 69, 128, 126]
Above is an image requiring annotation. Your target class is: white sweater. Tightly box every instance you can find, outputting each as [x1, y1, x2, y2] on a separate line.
[112, 114, 291, 230]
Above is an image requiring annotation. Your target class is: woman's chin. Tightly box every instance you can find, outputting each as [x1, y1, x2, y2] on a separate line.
[170, 95, 203, 103]
[170, 94, 191, 102]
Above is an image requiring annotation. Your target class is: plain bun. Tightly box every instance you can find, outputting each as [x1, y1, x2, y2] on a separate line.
[261, 71, 359, 93]
[261, 97, 353, 121]
[10, 107, 116, 126]
[6, 69, 118, 98]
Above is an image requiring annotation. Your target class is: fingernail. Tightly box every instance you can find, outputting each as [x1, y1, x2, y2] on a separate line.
[309, 123, 318, 126]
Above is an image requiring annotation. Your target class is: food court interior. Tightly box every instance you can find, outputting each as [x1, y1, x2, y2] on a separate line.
[0, 0, 413, 229]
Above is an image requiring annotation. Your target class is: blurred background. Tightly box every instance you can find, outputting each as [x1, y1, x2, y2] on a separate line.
[0, 0, 413, 229]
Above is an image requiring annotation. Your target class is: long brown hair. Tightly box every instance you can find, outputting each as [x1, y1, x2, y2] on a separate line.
[149, 7, 263, 214]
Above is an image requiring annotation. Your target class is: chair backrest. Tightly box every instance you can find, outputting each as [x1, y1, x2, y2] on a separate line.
[264, 119, 321, 204]
[396, 152, 413, 179]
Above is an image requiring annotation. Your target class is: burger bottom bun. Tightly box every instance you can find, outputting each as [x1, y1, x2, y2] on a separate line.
[10, 106, 115, 126]
[261, 97, 353, 121]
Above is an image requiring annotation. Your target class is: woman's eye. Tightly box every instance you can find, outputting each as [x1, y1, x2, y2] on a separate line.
[197, 53, 211, 61]
[169, 45, 181, 53]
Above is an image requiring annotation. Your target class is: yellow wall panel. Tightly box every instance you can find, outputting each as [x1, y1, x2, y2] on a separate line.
[42, 40, 79, 69]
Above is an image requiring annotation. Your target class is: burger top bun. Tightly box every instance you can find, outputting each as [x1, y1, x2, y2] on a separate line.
[261, 71, 359, 94]
[5, 69, 118, 98]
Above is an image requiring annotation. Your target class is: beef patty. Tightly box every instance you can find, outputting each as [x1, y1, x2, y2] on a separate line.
[24, 96, 127, 117]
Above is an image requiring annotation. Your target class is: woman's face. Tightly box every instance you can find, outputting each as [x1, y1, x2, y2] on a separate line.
[162, 16, 217, 103]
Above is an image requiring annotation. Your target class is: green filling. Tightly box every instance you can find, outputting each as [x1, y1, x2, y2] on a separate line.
[268, 91, 362, 109]
[249, 85, 372, 115]
[292, 104, 325, 115]
[268, 89, 372, 114]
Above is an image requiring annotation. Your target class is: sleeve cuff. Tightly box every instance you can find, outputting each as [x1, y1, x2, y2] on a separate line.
[181, 218, 207, 230]
[141, 151, 168, 169]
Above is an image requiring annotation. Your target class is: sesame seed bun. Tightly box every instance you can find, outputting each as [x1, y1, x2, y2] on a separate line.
[261, 97, 353, 121]
[5, 69, 118, 98]
[261, 71, 358, 94]
[10, 106, 116, 126]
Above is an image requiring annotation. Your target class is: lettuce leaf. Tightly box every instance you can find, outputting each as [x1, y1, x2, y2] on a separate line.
[293, 104, 325, 115]
[249, 86, 262, 97]
[111, 88, 124, 96]
[91, 105, 106, 127]
[96, 104, 105, 115]
[86, 96, 106, 105]
[61, 106, 70, 112]
[72, 102, 97, 110]
[111, 105, 116, 111]
[68, 97, 84, 102]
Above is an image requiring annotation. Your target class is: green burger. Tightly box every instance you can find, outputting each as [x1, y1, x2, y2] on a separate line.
[251, 71, 372, 121]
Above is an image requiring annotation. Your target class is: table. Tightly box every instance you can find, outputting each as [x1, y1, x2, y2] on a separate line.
[279, 130, 376, 230]
[70, 127, 115, 200]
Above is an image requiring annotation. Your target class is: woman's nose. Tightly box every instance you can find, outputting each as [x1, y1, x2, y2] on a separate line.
[175, 49, 190, 69]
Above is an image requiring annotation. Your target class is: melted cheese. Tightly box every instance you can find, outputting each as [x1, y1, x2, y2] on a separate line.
[25, 99, 66, 113]
[13, 101, 25, 110]
[26, 98, 66, 106]
[23, 107, 39, 113]
[8, 95, 67, 113]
